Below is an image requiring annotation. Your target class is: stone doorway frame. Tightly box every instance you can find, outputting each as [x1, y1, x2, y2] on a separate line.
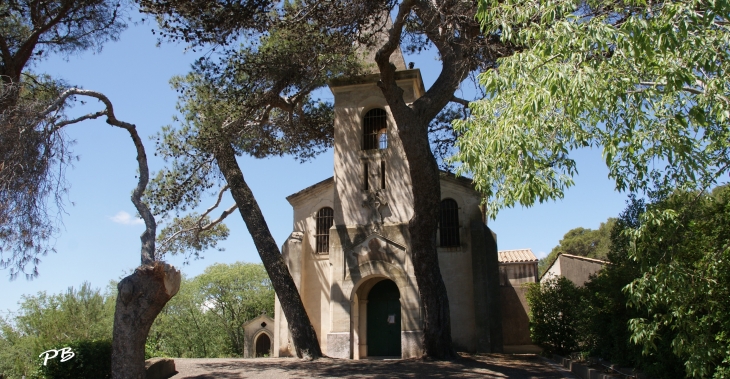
[351, 274, 413, 359]
[254, 330, 273, 357]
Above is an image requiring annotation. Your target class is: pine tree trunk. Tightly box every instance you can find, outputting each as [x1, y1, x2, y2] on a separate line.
[398, 119, 458, 359]
[213, 142, 323, 359]
[112, 262, 181, 379]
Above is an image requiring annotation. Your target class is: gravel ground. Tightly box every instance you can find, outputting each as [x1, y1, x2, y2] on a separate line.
[169, 354, 577, 379]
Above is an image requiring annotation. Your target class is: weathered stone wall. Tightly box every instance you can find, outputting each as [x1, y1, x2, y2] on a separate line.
[557, 255, 605, 286]
[500, 286, 532, 346]
[500, 263, 538, 287]
[541, 254, 606, 286]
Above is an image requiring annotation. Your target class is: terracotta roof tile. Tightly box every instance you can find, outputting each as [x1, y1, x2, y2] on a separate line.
[498, 249, 538, 263]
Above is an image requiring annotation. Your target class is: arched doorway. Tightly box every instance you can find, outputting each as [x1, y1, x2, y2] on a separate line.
[366, 279, 401, 356]
[255, 333, 271, 357]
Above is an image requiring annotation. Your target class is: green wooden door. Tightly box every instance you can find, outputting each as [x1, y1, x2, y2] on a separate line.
[367, 280, 401, 356]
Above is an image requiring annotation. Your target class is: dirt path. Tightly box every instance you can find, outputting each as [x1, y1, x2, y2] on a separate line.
[169, 354, 576, 379]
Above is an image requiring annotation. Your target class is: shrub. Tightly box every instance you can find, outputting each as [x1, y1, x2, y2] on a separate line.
[525, 276, 587, 356]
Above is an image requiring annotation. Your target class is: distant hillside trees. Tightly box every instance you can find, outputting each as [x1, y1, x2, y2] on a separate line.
[147, 262, 274, 358]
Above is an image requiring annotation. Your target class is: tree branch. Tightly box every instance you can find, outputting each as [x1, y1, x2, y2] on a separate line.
[52, 110, 108, 131]
[198, 184, 231, 224]
[637, 81, 729, 104]
[48, 88, 157, 264]
[450, 96, 470, 107]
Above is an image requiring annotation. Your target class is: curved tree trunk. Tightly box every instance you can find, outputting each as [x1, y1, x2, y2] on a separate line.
[41, 89, 183, 376]
[112, 262, 181, 378]
[213, 141, 323, 359]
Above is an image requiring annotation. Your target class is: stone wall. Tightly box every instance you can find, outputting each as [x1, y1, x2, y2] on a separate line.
[500, 286, 532, 346]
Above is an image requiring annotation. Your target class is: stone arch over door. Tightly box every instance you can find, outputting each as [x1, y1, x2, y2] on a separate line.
[254, 331, 272, 357]
[350, 274, 415, 359]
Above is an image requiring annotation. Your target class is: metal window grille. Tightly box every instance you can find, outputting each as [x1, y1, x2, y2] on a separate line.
[363, 108, 387, 150]
[315, 207, 334, 253]
[439, 199, 460, 247]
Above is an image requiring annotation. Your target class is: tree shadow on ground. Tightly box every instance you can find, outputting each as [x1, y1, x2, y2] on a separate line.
[172, 354, 571, 379]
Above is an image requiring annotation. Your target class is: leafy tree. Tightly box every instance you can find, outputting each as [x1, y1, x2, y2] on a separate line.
[140, 0, 518, 358]
[146, 275, 228, 358]
[623, 186, 730, 378]
[525, 276, 586, 356]
[538, 219, 615, 276]
[195, 262, 274, 356]
[1, 0, 129, 277]
[147, 263, 274, 358]
[1, 3, 184, 375]
[455, 0, 730, 217]
[0, 282, 115, 378]
[583, 197, 685, 378]
[454, 1, 729, 373]
[0, 0, 127, 88]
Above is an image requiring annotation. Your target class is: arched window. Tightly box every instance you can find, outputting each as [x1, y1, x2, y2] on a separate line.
[363, 108, 387, 150]
[315, 207, 334, 253]
[439, 199, 460, 247]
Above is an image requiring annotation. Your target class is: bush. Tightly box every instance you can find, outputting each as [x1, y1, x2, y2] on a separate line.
[37, 340, 112, 379]
[525, 276, 587, 356]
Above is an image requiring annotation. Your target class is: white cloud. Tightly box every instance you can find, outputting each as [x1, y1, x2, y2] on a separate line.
[109, 211, 144, 226]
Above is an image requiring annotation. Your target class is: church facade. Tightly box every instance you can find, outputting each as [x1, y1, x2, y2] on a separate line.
[273, 64, 502, 359]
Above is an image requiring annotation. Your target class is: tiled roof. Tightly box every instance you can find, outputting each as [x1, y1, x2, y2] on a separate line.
[498, 249, 538, 263]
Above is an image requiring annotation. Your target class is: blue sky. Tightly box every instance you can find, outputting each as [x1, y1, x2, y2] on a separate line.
[1, 12, 628, 315]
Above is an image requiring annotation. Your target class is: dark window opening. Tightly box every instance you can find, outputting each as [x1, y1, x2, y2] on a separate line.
[439, 199, 460, 247]
[260, 322, 267, 328]
[363, 162, 369, 191]
[316, 207, 334, 253]
[380, 161, 386, 189]
[363, 109, 387, 150]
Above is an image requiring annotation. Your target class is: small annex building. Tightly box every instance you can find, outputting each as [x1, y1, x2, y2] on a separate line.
[540, 253, 608, 286]
[273, 50, 503, 359]
[243, 313, 275, 358]
[497, 249, 540, 353]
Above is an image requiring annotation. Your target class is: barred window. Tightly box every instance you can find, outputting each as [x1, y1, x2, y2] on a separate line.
[315, 207, 334, 253]
[439, 199, 460, 247]
[363, 108, 387, 150]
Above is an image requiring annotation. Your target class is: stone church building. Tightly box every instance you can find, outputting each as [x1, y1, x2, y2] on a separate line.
[273, 52, 502, 359]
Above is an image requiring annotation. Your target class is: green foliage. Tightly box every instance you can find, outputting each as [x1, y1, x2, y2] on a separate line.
[147, 262, 275, 357]
[1, 263, 275, 377]
[0, 0, 128, 72]
[145, 274, 229, 358]
[0, 283, 115, 378]
[155, 212, 230, 262]
[582, 197, 686, 378]
[456, 0, 730, 218]
[525, 277, 586, 355]
[38, 340, 112, 379]
[530, 191, 730, 378]
[539, 218, 615, 276]
[623, 186, 730, 378]
[1, 0, 129, 278]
